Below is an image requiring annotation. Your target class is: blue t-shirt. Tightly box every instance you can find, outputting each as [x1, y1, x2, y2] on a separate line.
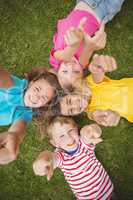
[0, 75, 33, 126]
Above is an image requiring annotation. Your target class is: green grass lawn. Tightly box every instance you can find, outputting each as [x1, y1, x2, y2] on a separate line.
[0, 0, 133, 199]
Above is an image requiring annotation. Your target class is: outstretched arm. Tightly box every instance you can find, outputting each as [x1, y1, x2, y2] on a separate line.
[88, 109, 121, 126]
[33, 150, 58, 181]
[0, 120, 27, 165]
[54, 18, 86, 62]
[79, 23, 107, 68]
[80, 124, 103, 145]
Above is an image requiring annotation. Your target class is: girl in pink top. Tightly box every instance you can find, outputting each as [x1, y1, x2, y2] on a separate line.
[49, 0, 125, 89]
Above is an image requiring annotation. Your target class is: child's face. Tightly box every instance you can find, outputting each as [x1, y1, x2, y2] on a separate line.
[59, 94, 88, 116]
[24, 79, 55, 108]
[57, 60, 83, 88]
[51, 122, 79, 152]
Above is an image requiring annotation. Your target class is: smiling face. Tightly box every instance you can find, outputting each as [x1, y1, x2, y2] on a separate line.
[24, 78, 55, 108]
[58, 59, 83, 88]
[59, 94, 89, 116]
[50, 121, 79, 152]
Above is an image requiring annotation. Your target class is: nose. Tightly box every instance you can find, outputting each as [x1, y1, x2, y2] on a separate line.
[67, 133, 73, 142]
[31, 94, 39, 103]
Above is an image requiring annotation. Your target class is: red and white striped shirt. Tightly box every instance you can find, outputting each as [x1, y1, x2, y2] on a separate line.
[56, 139, 113, 200]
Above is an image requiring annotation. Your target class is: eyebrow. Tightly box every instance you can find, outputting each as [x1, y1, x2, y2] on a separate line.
[67, 128, 75, 134]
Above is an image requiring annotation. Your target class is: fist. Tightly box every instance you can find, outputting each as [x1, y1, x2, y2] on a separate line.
[92, 109, 120, 126]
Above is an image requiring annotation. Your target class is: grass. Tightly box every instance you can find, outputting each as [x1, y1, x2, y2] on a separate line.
[0, 0, 133, 199]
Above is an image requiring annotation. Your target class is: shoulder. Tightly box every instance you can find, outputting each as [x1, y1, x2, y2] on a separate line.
[0, 68, 13, 88]
[80, 138, 95, 152]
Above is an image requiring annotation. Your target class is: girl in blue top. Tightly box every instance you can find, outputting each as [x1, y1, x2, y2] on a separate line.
[0, 67, 61, 165]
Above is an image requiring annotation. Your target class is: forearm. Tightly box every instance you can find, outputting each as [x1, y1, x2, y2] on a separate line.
[79, 45, 94, 68]
[91, 71, 105, 83]
[54, 45, 79, 62]
[8, 120, 27, 143]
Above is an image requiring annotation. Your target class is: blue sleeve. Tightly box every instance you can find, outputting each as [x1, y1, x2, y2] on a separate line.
[13, 107, 33, 123]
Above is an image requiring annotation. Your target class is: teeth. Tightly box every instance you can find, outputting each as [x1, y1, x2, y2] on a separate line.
[67, 141, 75, 147]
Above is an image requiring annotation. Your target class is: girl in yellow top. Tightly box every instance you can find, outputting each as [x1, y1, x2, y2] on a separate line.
[85, 74, 133, 124]
[53, 54, 133, 126]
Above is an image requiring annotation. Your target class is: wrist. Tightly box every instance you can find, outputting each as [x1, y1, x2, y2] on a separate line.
[69, 43, 80, 49]
[84, 42, 96, 51]
[10, 131, 25, 143]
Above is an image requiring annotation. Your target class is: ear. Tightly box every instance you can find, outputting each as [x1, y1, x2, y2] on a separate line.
[28, 80, 34, 88]
[48, 68, 58, 75]
[50, 139, 58, 148]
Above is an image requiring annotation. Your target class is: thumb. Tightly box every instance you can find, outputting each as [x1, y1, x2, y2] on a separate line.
[78, 17, 87, 31]
[46, 164, 54, 181]
[93, 138, 103, 145]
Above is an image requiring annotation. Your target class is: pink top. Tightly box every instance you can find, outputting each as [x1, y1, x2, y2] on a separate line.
[49, 10, 100, 70]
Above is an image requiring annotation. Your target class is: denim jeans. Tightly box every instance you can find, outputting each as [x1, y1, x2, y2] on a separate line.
[76, 0, 125, 23]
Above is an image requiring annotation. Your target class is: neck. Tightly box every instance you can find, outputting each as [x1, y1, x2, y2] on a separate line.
[65, 144, 79, 155]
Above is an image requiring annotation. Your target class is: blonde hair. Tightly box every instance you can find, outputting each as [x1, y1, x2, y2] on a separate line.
[63, 78, 92, 101]
[47, 116, 77, 139]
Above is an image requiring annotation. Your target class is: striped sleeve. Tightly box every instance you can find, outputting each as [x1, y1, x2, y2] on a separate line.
[81, 138, 95, 152]
[54, 150, 63, 168]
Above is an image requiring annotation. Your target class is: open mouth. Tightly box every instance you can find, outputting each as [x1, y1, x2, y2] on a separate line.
[67, 140, 76, 147]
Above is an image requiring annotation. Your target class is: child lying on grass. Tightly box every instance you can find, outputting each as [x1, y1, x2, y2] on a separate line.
[33, 116, 115, 200]
[0, 67, 61, 165]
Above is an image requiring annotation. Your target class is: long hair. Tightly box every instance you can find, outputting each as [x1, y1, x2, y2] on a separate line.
[25, 67, 62, 137]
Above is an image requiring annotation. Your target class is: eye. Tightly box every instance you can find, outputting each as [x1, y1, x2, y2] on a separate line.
[42, 96, 48, 102]
[62, 70, 68, 73]
[35, 86, 40, 92]
[60, 134, 65, 138]
[73, 70, 80, 74]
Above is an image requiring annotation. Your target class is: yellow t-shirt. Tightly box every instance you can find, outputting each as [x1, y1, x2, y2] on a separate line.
[85, 75, 133, 122]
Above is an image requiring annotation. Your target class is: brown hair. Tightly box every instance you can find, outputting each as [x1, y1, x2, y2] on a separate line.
[26, 67, 61, 96]
[26, 67, 63, 138]
[47, 116, 77, 139]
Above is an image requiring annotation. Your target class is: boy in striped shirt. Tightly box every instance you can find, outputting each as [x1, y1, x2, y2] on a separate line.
[33, 117, 114, 200]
